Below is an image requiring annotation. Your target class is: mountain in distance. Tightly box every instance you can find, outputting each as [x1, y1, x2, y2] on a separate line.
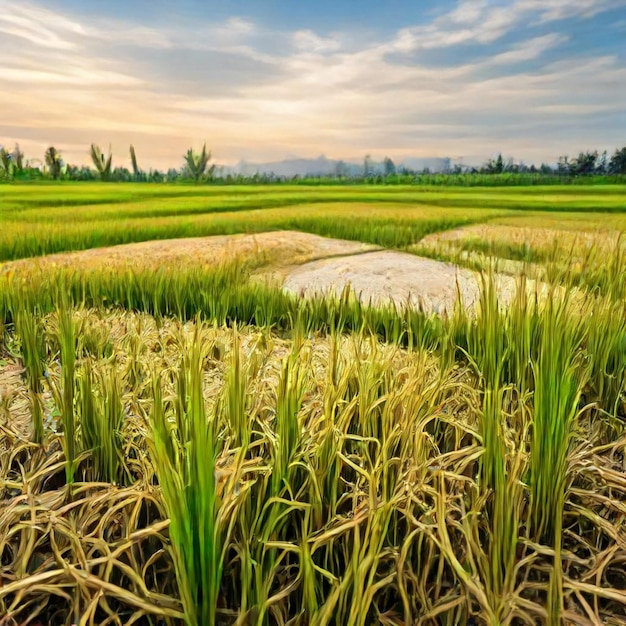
[216, 155, 453, 177]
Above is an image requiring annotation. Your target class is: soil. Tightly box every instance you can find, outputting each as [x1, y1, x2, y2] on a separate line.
[282, 248, 527, 314]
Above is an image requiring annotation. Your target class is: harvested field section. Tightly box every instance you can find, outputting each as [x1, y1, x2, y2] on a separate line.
[0, 231, 377, 276]
[418, 222, 624, 264]
[1, 305, 625, 625]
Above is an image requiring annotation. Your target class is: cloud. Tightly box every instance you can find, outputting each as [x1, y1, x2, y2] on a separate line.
[0, 0, 624, 168]
[0, 66, 143, 86]
[487, 33, 568, 64]
[87, 14, 263, 54]
[384, 0, 626, 52]
[0, 3, 84, 49]
[533, 0, 625, 23]
[292, 30, 342, 53]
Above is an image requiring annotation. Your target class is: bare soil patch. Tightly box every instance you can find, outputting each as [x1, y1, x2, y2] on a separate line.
[282, 249, 530, 314]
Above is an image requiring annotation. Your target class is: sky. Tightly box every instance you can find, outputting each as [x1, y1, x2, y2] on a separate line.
[0, 0, 625, 170]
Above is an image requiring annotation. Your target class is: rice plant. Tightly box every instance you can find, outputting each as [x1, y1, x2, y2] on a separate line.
[149, 326, 243, 626]
[78, 358, 126, 484]
[77, 356, 97, 466]
[270, 346, 308, 498]
[480, 385, 525, 622]
[55, 301, 78, 486]
[529, 292, 588, 625]
[15, 309, 46, 443]
[219, 328, 251, 450]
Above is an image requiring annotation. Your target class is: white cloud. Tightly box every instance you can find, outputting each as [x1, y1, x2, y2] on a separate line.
[488, 33, 568, 64]
[0, 0, 624, 168]
[0, 66, 143, 86]
[292, 30, 341, 53]
[383, 0, 626, 52]
[533, 0, 625, 23]
[0, 3, 85, 49]
[86, 13, 262, 54]
[225, 17, 256, 35]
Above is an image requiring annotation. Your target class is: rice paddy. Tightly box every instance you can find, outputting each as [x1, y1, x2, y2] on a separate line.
[1, 184, 625, 262]
[1, 183, 625, 625]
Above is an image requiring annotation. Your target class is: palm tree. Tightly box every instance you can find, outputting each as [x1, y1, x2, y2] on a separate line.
[183, 144, 214, 183]
[90, 144, 112, 180]
[129, 145, 141, 180]
[45, 147, 63, 180]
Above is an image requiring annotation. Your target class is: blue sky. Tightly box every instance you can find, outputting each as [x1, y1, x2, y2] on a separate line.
[1, 0, 624, 168]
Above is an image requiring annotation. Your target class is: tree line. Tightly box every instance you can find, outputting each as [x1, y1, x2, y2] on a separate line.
[479, 149, 626, 177]
[0, 143, 215, 183]
[1, 142, 625, 184]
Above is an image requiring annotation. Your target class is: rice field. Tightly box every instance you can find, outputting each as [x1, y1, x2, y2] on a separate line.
[1, 183, 625, 625]
[1, 183, 625, 262]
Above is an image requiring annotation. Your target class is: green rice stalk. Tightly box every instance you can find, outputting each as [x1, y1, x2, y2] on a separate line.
[271, 346, 308, 498]
[16, 310, 46, 444]
[150, 329, 230, 626]
[529, 292, 588, 625]
[57, 301, 78, 486]
[78, 357, 97, 467]
[221, 327, 249, 450]
[99, 362, 125, 484]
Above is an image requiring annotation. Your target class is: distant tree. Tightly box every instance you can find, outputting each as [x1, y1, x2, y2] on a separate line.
[72, 165, 98, 181]
[596, 150, 608, 174]
[12, 144, 25, 173]
[65, 164, 97, 181]
[556, 156, 570, 175]
[609, 146, 626, 174]
[383, 157, 396, 176]
[44, 146, 63, 180]
[0, 146, 12, 179]
[540, 163, 553, 175]
[90, 144, 113, 180]
[148, 168, 164, 183]
[505, 158, 519, 173]
[129, 145, 142, 180]
[111, 166, 133, 182]
[570, 151, 598, 176]
[334, 160, 349, 178]
[363, 154, 373, 178]
[482, 154, 504, 174]
[183, 144, 214, 182]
